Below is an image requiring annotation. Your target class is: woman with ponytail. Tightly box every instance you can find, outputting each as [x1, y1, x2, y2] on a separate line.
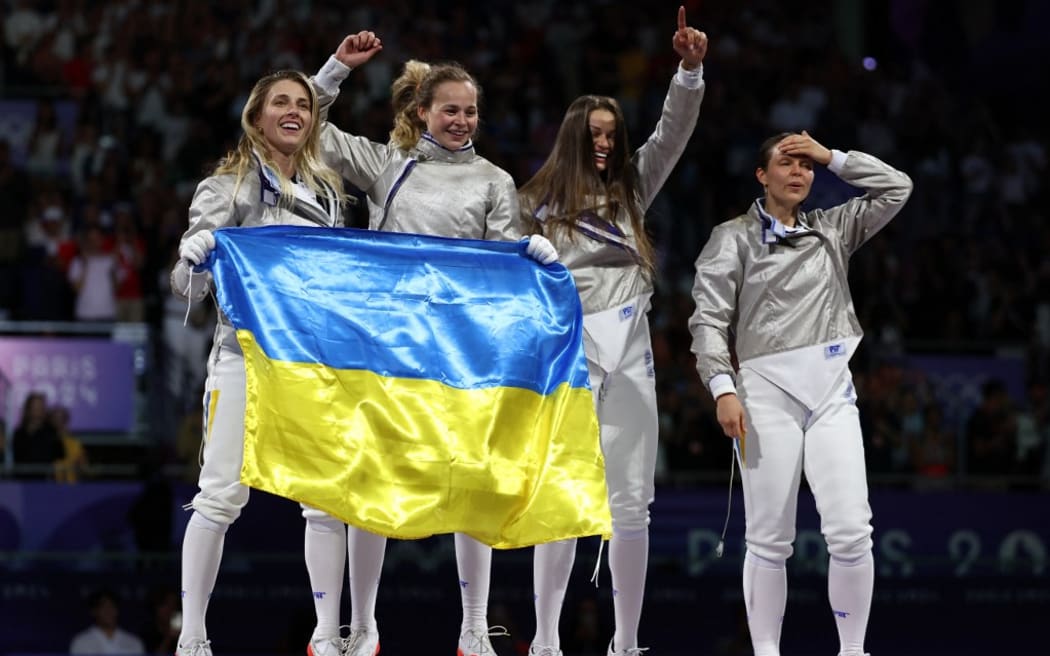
[306, 31, 558, 656]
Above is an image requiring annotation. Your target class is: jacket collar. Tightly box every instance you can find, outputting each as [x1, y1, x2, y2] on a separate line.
[413, 132, 476, 164]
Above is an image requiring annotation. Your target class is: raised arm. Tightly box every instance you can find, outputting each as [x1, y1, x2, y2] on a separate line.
[634, 6, 708, 208]
[781, 131, 914, 253]
[310, 32, 391, 192]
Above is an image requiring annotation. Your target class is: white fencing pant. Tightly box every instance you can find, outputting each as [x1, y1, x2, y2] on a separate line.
[190, 345, 251, 525]
[532, 297, 657, 651]
[583, 297, 659, 532]
[190, 340, 338, 526]
[736, 366, 873, 563]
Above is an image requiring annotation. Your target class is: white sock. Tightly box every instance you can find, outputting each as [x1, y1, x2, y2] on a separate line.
[455, 533, 492, 631]
[305, 516, 347, 639]
[609, 528, 648, 651]
[179, 512, 227, 643]
[828, 551, 874, 655]
[533, 538, 577, 648]
[348, 527, 386, 631]
[743, 550, 787, 656]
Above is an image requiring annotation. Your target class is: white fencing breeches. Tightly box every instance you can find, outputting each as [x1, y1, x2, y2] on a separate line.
[736, 366, 873, 563]
[583, 296, 659, 533]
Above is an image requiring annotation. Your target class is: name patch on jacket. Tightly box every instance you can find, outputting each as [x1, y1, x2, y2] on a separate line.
[824, 343, 847, 359]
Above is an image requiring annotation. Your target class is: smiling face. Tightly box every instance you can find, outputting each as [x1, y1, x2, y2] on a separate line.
[255, 78, 313, 157]
[418, 80, 478, 150]
[756, 142, 814, 210]
[588, 108, 616, 172]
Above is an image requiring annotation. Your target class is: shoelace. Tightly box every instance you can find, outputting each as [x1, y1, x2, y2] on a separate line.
[177, 639, 212, 656]
[460, 626, 510, 655]
[309, 625, 355, 656]
[309, 635, 345, 656]
[529, 646, 562, 656]
[344, 627, 378, 655]
[613, 647, 649, 656]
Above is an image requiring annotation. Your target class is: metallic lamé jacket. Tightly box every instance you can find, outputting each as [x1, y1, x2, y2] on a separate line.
[319, 128, 521, 240]
[170, 169, 344, 304]
[521, 72, 704, 315]
[311, 67, 521, 241]
[170, 168, 345, 352]
[689, 150, 913, 385]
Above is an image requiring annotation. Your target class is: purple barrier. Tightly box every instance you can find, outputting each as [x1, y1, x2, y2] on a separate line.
[1, 482, 1047, 580]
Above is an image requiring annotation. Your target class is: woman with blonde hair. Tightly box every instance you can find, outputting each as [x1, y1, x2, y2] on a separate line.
[305, 30, 558, 656]
[170, 69, 349, 656]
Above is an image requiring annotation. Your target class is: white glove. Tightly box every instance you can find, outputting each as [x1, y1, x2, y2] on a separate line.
[525, 234, 559, 265]
[179, 230, 216, 266]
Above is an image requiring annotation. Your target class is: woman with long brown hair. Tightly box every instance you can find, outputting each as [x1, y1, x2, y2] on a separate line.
[517, 7, 707, 656]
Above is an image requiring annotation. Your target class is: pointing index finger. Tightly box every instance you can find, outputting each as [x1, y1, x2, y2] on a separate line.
[678, 5, 686, 31]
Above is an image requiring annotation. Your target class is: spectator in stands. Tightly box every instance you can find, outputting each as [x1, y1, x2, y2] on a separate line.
[69, 588, 146, 655]
[0, 139, 31, 272]
[68, 223, 119, 321]
[50, 404, 88, 483]
[11, 391, 64, 479]
[1015, 380, 1049, 480]
[966, 379, 1018, 478]
[113, 204, 146, 322]
[140, 588, 181, 655]
[912, 404, 956, 483]
[25, 99, 66, 178]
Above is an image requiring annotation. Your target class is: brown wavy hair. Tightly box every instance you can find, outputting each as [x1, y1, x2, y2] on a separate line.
[519, 95, 653, 275]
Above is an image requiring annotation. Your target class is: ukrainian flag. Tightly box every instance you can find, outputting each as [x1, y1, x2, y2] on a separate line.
[207, 225, 610, 548]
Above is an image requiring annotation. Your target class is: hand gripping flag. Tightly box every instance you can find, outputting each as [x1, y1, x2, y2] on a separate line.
[205, 225, 610, 548]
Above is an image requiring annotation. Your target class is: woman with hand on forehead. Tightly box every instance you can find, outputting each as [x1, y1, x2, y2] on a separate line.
[517, 7, 706, 656]
[689, 131, 912, 656]
[306, 30, 558, 656]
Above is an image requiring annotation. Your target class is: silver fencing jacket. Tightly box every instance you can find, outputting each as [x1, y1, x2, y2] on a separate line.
[689, 149, 913, 397]
[313, 57, 522, 241]
[170, 161, 344, 352]
[522, 66, 705, 315]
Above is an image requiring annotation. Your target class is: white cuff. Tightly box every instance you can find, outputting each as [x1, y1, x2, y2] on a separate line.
[170, 260, 212, 303]
[827, 149, 848, 174]
[314, 56, 352, 96]
[674, 63, 704, 89]
[708, 373, 736, 400]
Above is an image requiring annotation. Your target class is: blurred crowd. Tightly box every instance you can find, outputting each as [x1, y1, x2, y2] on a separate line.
[1, 0, 1048, 486]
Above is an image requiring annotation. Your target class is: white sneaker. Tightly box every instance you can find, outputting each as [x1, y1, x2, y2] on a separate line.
[345, 627, 380, 656]
[175, 639, 212, 656]
[307, 635, 346, 656]
[528, 645, 562, 656]
[457, 625, 510, 656]
[606, 639, 649, 656]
